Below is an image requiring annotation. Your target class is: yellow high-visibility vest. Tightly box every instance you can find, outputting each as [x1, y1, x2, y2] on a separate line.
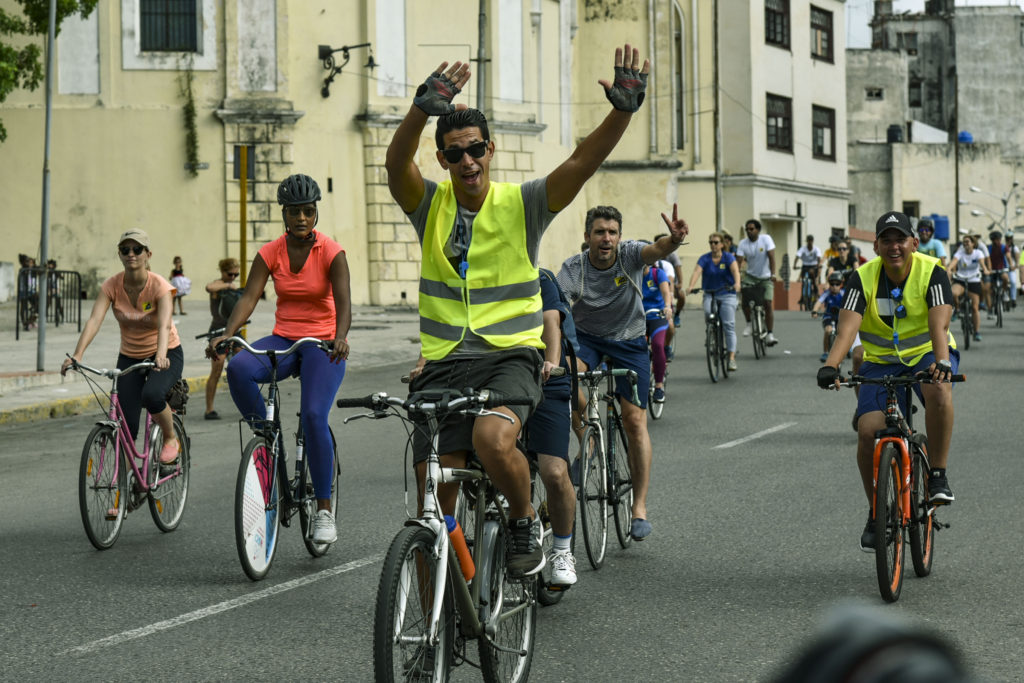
[858, 253, 956, 365]
[419, 181, 543, 360]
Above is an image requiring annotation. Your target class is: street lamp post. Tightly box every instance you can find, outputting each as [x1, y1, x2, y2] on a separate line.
[969, 182, 1022, 234]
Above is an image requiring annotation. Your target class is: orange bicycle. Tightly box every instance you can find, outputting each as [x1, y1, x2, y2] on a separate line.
[840, 372, 964, 602]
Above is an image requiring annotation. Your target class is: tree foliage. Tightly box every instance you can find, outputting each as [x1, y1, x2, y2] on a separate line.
[0, 0, 98, 142]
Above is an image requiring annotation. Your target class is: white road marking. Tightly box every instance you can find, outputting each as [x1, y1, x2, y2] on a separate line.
[62, 553, 384, 655]
[713, 422, 797, 449]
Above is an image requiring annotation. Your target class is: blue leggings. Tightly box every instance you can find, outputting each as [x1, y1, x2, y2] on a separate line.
[227, 335, 346, 500]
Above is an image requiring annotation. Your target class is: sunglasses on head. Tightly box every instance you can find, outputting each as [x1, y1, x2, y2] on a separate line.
[285, 206, 317, 218]
[890, 287, 907, 319]
[441, 140, 489, 164]
[119, 245, 145, 256]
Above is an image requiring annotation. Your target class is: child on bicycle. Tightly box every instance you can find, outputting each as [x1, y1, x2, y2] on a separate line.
[811, 271, 846, 363]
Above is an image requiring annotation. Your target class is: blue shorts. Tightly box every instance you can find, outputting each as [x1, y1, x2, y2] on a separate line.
[575, 331, 651, 409]
[855, 348, 960, 418]
[526, 384, 572, 462]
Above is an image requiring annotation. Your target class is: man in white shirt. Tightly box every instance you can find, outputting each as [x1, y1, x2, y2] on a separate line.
[794, 234, 823, 285]
[736, 218, 779, 344]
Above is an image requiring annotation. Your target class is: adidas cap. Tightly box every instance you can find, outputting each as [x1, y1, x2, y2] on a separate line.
[875, 211, 915, 238]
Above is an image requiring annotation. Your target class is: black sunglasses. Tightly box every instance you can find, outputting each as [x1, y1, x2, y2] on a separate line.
[441, 140, 489, 164]
[119, 245, 145, 256]
[890, 287, 907, 319]
[285, 206, 317, 218]
[225, 272, 240, 278]
[709, 240, 721, 244]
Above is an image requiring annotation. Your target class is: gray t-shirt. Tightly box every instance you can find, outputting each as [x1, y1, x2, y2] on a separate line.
[556, 241, 647, 340]
[407, 177, 556, 354]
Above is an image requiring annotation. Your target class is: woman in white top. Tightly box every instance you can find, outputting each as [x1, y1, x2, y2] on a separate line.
[948, 233, 988, 341]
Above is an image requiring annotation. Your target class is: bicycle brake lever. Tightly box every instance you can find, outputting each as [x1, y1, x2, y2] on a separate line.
[342, 410, 388, 424]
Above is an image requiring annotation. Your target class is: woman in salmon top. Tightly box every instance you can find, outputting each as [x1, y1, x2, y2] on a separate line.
[210, 174, 351, 546]
[61, 229, 184, 466]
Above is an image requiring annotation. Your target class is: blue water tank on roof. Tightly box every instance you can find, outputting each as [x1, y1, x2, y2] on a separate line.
[931, 214, 950, 241]
[958, 131, 974, 144]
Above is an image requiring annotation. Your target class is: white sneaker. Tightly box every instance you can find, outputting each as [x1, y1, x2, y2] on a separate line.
[742, 324, 751, 337]
[766, 332, 778, 345]
[312, 509, 337, 544]
[548, 549, 577, 587]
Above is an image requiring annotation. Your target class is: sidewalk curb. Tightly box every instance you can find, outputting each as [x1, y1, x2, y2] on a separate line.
[0, 375, 210, 426]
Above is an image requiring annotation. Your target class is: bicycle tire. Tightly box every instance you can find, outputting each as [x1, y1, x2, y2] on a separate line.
[995, 290, 1003, 328]
[532, 469, 565, 607]
[648, 358, 664, 419]
[479, 522, 537, 683]
[373, 525, 454, 683]
[959, 301, 971, 350]
[234, 436, 281, 581]
[300, 427, 340, 558]
[609, 421, 633, 549]
[147, 415, 190, 532]
[908, 435, 935, 578]
[874, 445, 905, 602]
[718, 319, 729, 379]
[578, 426, 607, 570]
[752, 307, 766, 359]
[78, 425, 126, 550]
[705, 320, 720, 383]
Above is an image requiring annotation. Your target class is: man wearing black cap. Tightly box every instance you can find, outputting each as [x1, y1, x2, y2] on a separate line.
[815, 211, 959, 552]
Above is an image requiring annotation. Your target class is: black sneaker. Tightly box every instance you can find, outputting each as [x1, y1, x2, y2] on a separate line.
[928, 473, 955, 504]
[507, 515, 545, 576]
[860, 513, 875, 553]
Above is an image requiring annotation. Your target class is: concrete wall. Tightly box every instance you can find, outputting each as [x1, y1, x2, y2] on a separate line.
[847, 49, 908, 142]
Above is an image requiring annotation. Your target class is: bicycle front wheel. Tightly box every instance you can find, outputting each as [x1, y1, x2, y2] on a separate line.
[995, 292, 1003, 328]
[718, 321, 730, 379]
[752, 308, 766, 358]
[479, 524, 537, 683]
[577, 425, 607, 570]
[79, 425, 126, 550]
[300, 427, 340, 558]
[648, 358, 664, 420]
[148, 415, 190, 532]
[609, 421, 633, 549]
[874, 445, 905, 602]
[959, 304, 971, 350]
[705, 321, 720, 382]
[908, 435, 935, 577]
[373, 525, 454, 683]
[234, 436, 281, 581]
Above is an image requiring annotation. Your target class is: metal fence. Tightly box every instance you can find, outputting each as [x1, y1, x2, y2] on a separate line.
[15, 267, 82, 340]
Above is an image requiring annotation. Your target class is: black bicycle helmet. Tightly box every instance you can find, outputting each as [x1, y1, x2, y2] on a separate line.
[827, 271, 844, 285]
[277, 174, 322, 206]
[989, 230, 1002, 241]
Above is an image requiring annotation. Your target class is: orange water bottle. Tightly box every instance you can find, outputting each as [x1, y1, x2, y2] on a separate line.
[444, 515, 475, 581]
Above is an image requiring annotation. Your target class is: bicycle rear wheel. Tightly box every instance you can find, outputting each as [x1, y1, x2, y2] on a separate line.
[148, 415, 190, 532]
[874, 445, 905, 602]
[578, 426, 607, 570]
[908, 435, 935, 578]
[995, 290, 1003, 327]
[374, 525, 454, 683]
[300, 427, 340, 558]
[479, 523, 537, 683]
[705, 321, 720, 382]
[234, 436, 281, 581]
[609, 421, 633, 549]
[79, 425, 126, 550]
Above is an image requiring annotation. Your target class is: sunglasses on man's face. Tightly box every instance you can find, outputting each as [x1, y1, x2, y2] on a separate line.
[225, 272, 240, 278]
[441, 140, 489, 164]
[119, 245, 145, 256]
[709, 240, 721, 245]
[285, 206, 317, 218]
[838, 247, 849, 251]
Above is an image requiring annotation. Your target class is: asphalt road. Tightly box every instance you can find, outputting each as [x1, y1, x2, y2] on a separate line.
[2, 307, 1022, 681]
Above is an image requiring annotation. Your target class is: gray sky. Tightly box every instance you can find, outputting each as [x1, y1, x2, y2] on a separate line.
[847, 0, 1024, 48]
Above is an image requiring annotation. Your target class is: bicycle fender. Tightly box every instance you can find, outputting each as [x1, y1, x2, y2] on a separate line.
[94, 419, 119, 431]
[475, 521, 502, 623]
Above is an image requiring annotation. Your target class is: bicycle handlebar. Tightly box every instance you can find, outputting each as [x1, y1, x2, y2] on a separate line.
[195, 321, 251, 340]
[840, 372, 966, 388]
[66, 355, 155, 379]
[214, 335, 331, 356]
[337, 388, 534, 413]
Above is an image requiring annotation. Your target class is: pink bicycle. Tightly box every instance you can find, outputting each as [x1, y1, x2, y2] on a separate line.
[68, 358, 191, 550]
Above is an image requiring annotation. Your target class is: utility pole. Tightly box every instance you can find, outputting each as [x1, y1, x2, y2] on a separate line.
[476, 0, 487, 117]
[712, 0, 722, 232]
[36, 0, 57, 371]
